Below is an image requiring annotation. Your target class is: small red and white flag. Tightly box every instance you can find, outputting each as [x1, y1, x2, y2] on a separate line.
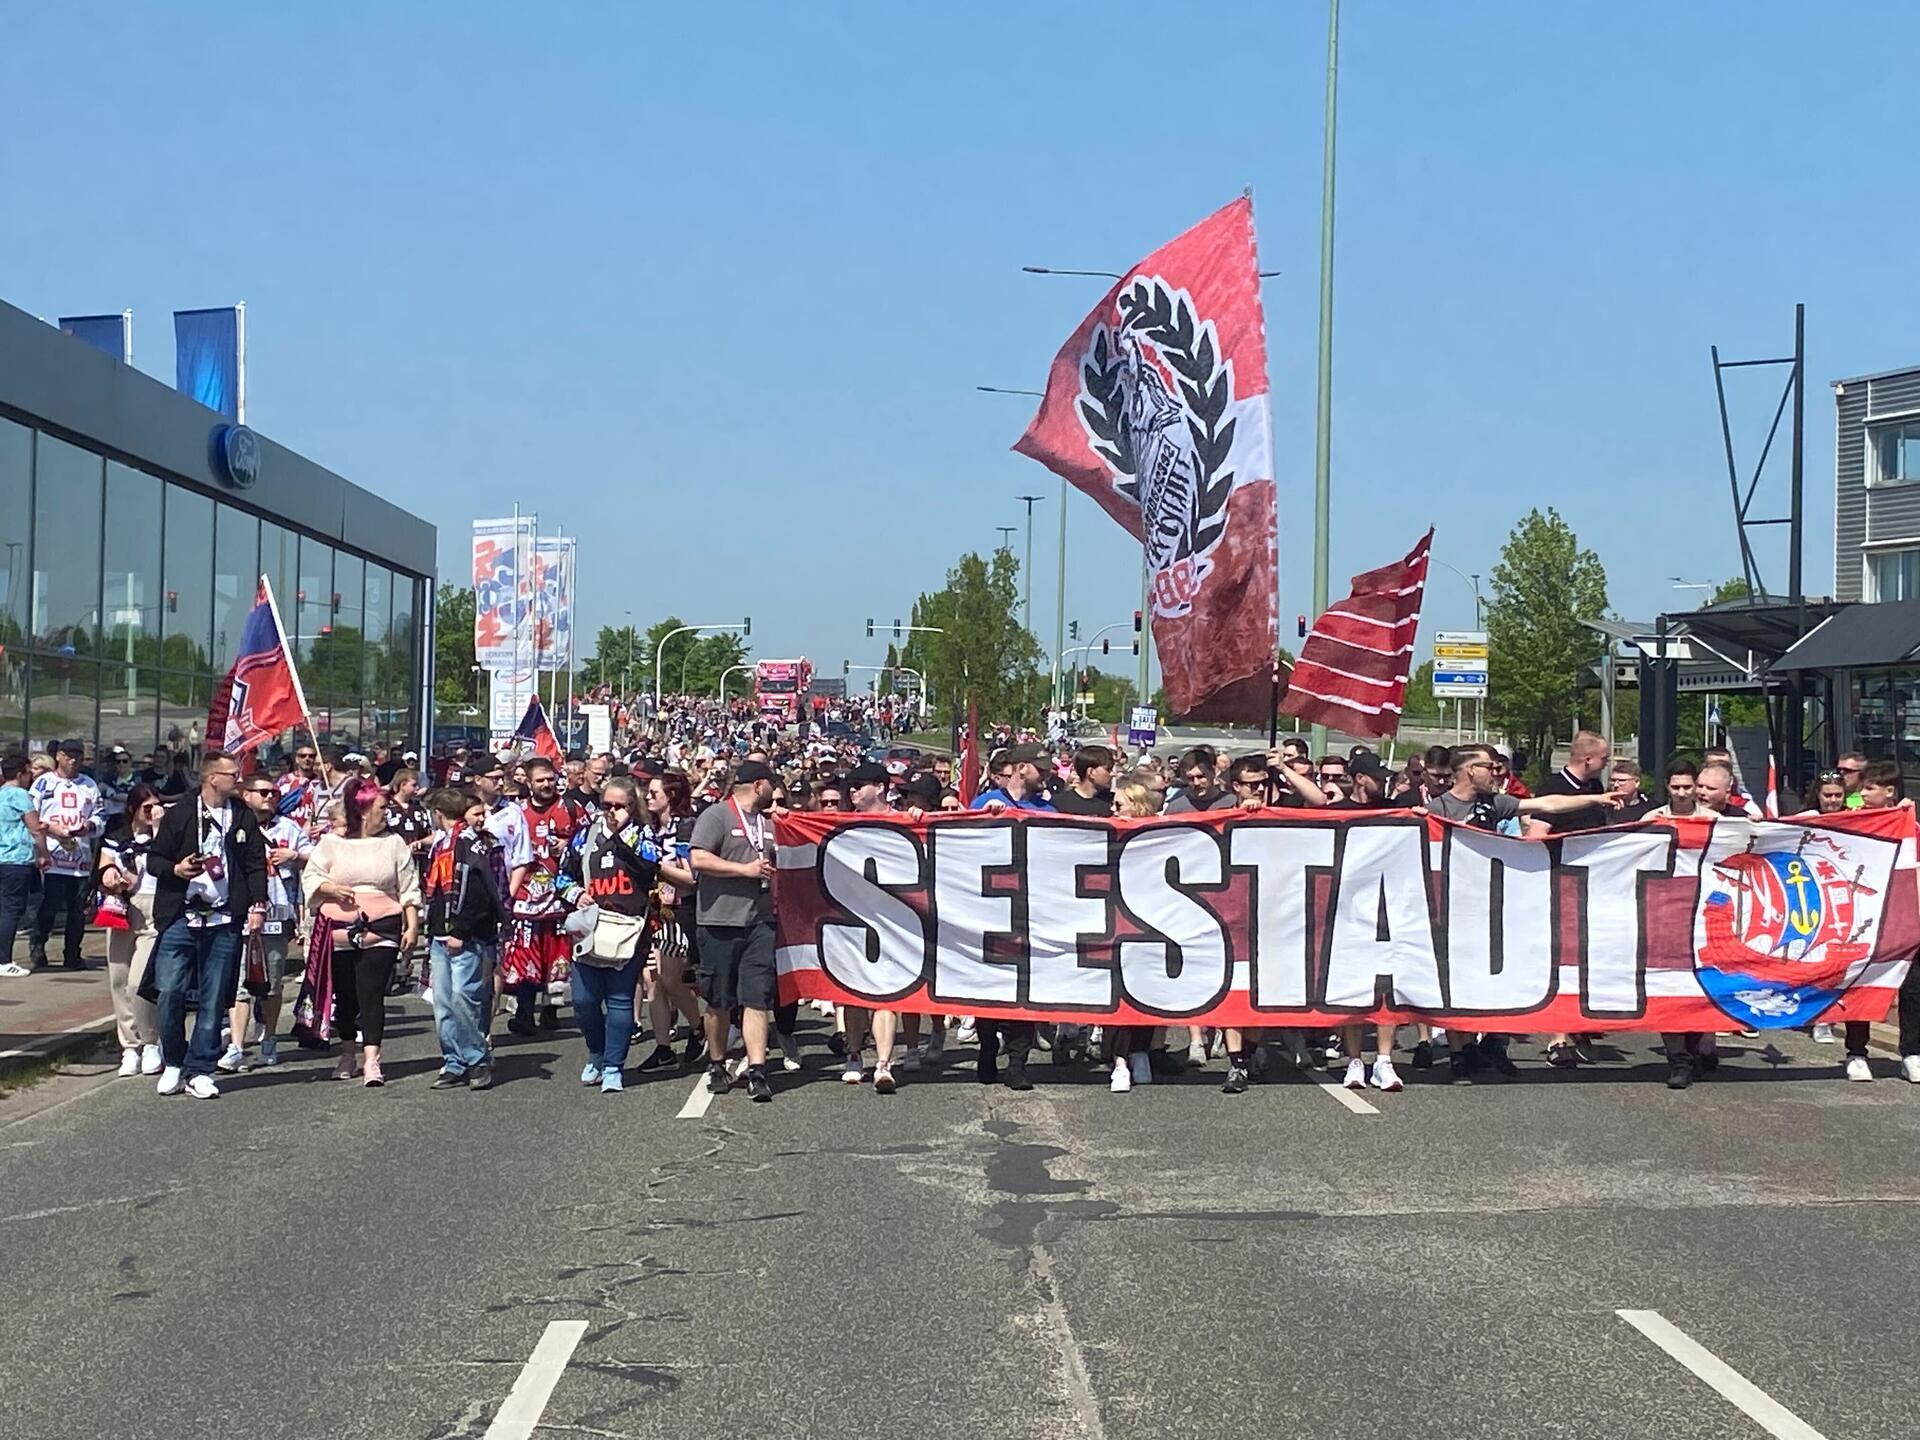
[1280, 529, 1433, 739]
[1014, 197, 1277, 719]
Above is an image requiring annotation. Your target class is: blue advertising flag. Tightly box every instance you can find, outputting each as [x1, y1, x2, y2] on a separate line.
[174, 305, 243, 419]
[58, 313, 130, 362]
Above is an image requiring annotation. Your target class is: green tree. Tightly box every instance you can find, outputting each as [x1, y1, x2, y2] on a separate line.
[578, 623, 645, 691]
[433, 585, 478, 705]
[1402, 657, 1440, 722]
[1076, 665, 1138, 724]
[684, 631, 750, 696]
[899, 549, 1042, 725]
[1485, 508, 1610, 764]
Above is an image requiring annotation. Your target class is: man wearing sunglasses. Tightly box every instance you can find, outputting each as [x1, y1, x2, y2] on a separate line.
[223, 776, 312, 1069]
[277, 744, 324, 835]
[145, 756, 268, 1099]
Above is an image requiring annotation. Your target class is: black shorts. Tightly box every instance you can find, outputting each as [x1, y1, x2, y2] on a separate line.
[696, 922, 777, 1013]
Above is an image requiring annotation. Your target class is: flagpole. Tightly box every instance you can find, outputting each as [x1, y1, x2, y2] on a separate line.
[1309, 0, 1341, 757]
[259, 573, 320, 754]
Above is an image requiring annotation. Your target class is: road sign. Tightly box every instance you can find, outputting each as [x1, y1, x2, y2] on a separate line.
[1432, 630, 1489, 699]
[1128, 706, 1158, 748]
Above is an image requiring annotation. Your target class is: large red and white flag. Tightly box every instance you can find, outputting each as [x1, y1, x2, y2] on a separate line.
[1280, 529, 1432, 738]
[1014, 197, 1276, 719]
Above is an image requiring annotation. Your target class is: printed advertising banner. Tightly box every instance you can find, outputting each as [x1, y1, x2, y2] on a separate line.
[472, 517, 536, 670]
[774, 808, 1917, 1033]
[532, 536, 575, 671]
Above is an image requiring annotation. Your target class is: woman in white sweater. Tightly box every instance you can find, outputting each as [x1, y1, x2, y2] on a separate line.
[304, 779, 420, 1086]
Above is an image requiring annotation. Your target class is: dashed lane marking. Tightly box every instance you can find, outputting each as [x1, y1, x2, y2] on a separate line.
[484, 1319, 589, 1440]
[1616, 1309, 1828, 1440]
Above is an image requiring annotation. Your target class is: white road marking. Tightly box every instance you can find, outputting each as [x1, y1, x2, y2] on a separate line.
[1318, 1081, 1379, 1114]
[484, 1319, 589, 1440]
[1616, 1310, 1828, 1440]
[675, 1074, 714, 1119]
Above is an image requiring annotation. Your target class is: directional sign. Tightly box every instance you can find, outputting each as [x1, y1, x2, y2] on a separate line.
[1434, 642, 1488, 660]
[1432, 629, 1490, 699]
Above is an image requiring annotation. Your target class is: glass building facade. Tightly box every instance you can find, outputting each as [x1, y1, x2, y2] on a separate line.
[0, 304, 434, 763]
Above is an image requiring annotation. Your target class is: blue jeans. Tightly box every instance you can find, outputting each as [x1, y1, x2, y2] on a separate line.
[429, 936, 496, 1074]
[571, 956, 641, 1073]
[153, 919, 240, 1077]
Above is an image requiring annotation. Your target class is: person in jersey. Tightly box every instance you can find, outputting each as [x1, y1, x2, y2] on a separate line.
[467, 754, 535, 1025]
[421, 787, 505, 1091]
[276, 742, 325, 836]
[503, 756, 586, 1035]
[30, 740, 105, 970]
[220, 773, 312, 1072]
[689, 760, 779, 1102]
[557, 776, 660, 1095]
[635, 769, 704, 1073]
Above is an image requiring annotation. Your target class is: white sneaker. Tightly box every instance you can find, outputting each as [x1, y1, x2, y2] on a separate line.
[955, 1018, 978, 1044]
[841, 1057, 865, 1085]
[726, 1054, 750, 1081]
[1812, 1023, 1837, 1043]
[1129, 1052, 1152, 1086]
[1901, 1055, 1920, 1084]
[117, 1047, 141, 1077]
[139, 1044, 163, 1076]
[1370, 1057, 1404, 1092]
[216, 1043, 246, 1073]
[185, 1074, 219, 1100]
[1109, 1060, 1132, 1093]
[1187, 1040, 1207, 1067]
[155, 1066, 184, 1096]
[778, 1031, 802, 1073]
[1846, 1055, 1874, 1083]
[1342, 1058, 1367, 1090]
[1326, 1040, 1345, 1063]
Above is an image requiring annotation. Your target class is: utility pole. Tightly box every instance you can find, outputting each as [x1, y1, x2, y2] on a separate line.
[1016, 494, 1044, 632]
[1309, 0, 1341, 755]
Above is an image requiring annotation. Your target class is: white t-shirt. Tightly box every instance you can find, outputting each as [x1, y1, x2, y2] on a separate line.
[184, 800, 236, 927]
[485, 799, 535, 871]
[29, 773, 103, 877]
[260, 814, 313, 921]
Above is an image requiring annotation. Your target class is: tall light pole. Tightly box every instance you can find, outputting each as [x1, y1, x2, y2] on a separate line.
[995, 526, 1016, 551]
[1015, 494, 1044, 634]
[717, 663, 752, 706]
[1309, 0, 1341, 755]
[654, 619, 749, 713]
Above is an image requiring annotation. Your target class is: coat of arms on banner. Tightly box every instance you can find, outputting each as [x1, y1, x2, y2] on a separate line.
[1075, 280, 1239, 618]
[1690, 820, 1897, 1029]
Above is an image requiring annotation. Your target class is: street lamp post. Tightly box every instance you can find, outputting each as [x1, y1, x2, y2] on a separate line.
[1308, 0, 1342, 757]
[654, 619, 749, 714]
[1015, 494, 1044, 633]
[717, 663, 752, 706]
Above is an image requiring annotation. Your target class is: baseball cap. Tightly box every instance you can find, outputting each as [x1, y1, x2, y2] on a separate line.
[470, 753, 506, 777]
[734, 759, 777, 785]
[1002, 743, 1047, 766]
[1350, 753, 1392, 785]
[847, 762, 889, 789]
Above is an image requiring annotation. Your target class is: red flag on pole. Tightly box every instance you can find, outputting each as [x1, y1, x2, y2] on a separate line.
[957, 699, 981, 808]
[1280, 529, 1433, 739]
[512, 695, 563, 762]
[1014, 197, 1277, 720]
[207, 579, 310, 758]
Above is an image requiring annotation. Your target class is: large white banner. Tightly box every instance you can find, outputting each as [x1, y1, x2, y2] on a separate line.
[472, 516, 535, 670]
[533, 536, 575, 672]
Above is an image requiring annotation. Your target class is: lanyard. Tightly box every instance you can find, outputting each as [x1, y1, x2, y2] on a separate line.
[729, 798, 766, 857]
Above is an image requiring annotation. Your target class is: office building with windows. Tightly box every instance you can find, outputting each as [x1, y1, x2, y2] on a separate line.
[0, 298, 436, 762]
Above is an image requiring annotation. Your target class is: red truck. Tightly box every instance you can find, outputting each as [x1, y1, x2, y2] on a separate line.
[754, 658, 813, 726]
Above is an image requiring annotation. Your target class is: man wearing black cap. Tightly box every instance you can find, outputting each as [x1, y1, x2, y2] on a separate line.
[835, 762, 907, 1091]
[689, 759, 779, 1102]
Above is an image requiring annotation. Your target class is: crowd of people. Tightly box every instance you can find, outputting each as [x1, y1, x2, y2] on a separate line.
[1, 703, 1917, 1105]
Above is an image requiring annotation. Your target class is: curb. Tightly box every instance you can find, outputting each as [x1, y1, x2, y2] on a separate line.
[0, 1015, 116, 1080]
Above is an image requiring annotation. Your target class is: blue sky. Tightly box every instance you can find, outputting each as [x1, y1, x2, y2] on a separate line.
[7, 2, 1919, 687]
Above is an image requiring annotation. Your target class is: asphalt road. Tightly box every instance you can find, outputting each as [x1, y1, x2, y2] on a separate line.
[2, 1007, 1915, 1440]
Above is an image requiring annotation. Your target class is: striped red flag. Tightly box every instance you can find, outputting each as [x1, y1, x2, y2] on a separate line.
[1279, 529, 1433, 738]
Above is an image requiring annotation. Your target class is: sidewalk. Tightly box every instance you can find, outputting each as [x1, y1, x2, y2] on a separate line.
[0, 933, 120, 1074]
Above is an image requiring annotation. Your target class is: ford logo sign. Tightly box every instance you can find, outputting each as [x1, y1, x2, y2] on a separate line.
[214, 423, 261, 490]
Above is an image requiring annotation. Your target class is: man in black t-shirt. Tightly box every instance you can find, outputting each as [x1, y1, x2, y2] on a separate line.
[1050, 745, 1116, 815]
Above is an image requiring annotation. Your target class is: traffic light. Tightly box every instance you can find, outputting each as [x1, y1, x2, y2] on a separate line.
[166, 590, 178, 614]
[1069, 620, 1080, 641]
[1132, 609, 1142, 632]
[1297, 614, 1308, 639]
[866, 618, 875, 638]
[1080, 669, 1090, 691]
[842, 658, 850, 676]
[1101, 638, 1109, 655]
[742, 616, 751, 636]
[1131, 640, 1140, 655]
[893, 618, 902, 639]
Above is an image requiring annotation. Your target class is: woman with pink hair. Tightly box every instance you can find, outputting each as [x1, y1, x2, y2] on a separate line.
[303, 779, 420, 1086]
